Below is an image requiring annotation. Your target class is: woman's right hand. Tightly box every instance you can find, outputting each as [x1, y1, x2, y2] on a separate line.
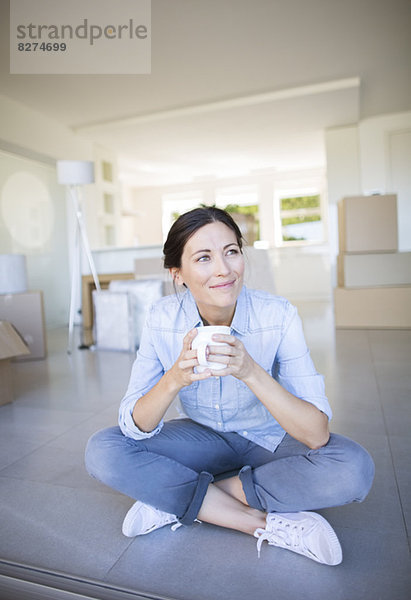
[133, 329, 210, 432]
[168, 329, 212, 389]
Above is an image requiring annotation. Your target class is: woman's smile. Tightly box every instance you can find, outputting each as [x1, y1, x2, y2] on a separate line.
[209, 279, 236, 289]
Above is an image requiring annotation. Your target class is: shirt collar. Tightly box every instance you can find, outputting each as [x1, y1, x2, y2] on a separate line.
[182, 285, 249, 335]
[182, 289, 203, 330]
[230, 285, 249, 335]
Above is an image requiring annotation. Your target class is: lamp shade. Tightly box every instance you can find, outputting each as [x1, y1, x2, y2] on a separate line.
[57, 160, 95, 185]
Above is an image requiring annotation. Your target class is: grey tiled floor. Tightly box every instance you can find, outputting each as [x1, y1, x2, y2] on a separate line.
[0, 302, 410, 599]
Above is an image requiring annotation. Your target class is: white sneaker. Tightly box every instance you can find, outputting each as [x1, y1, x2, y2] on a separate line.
[254, 511, 342, 565]
[122, 500, 180, 537]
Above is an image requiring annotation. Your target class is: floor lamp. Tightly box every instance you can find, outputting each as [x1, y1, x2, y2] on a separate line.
[57, 160, 101, 353]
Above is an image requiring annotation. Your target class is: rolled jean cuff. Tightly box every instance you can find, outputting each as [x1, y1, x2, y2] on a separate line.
[239, 465, 264, 511]
[179, 471, 214, 526]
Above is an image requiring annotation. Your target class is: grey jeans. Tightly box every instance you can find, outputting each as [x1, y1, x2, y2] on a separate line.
[85, 418, 375, 525]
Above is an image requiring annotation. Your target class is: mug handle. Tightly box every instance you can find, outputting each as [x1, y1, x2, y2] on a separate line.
[196, 341, 209, 367]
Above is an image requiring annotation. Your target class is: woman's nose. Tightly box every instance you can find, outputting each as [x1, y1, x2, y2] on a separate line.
[214, 255, 230, 276]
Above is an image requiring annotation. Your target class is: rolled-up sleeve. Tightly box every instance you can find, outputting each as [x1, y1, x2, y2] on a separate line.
[274, 303, 332, 420]
[118, 307, 165, 440]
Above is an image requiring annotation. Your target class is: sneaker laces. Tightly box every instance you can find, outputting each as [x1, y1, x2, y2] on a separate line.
[255, 518, 306, 558]
[170, 518, 202, 532]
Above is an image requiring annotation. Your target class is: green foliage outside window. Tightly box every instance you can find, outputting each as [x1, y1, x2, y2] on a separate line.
[223, 204, 260, 242]
[280, 195, 320, 211]
[171, 203, 260, 242]
[280, 194, 323, 243]
[223, 203, 259, 216]
[172, 203, 258, 221]
[282, 214, 321, 226]
[282, 235, 305, 242]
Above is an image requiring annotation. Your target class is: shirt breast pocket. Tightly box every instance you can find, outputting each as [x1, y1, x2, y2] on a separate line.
[179, 381, 199, 410]
[180, 379, 240, 423]
[235, 378, 271, 426]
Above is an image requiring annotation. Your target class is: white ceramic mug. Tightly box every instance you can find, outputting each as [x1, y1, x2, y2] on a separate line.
[191, 325, 231, 373]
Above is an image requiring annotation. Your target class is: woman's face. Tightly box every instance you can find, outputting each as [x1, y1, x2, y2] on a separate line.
[172, 221, 245, 319]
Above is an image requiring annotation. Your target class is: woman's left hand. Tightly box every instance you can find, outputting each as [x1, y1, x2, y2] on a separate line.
[207, 334, 256, 381]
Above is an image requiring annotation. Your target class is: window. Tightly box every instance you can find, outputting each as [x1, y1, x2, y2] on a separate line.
[104, 225, 116, 246]
[162, 191, 204, 241]
[215, 185, 260, 246]
[162, 185, 261, 246]
[276, 192, 325, 246]
[101, 160, 113, 183]
[103, 193, 115, 214]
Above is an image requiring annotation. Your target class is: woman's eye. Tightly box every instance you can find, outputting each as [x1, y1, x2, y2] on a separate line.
[197, 255, 210, 262]
[227, 248, 239, 255]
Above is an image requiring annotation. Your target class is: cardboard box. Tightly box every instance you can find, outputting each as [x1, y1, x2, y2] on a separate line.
[337, 252, 411, 288]
[338, 195, 398, 253]
[93, 290, 135, 352]
[81, 272, 134, 329]
[0, 320, 30, 405]
[133, 257, 175, 295]
[134, 256, 164, 279]
[334, 286, 411, 328]
[0, 291, 47, 360]
[109, 278, 163, 348]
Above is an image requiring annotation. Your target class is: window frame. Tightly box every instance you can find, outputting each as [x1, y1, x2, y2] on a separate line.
[161, 191, 204, 241]
[274, 187, 327, 248]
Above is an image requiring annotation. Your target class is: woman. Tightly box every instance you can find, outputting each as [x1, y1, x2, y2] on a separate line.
[85, 207, 374, 565]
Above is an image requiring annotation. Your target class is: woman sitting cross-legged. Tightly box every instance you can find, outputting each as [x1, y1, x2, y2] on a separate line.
[85, 206, 374, 566]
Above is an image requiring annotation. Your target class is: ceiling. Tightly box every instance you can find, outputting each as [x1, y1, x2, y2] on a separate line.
[1, 0, 410, 186]
[76, 79, 360, 185]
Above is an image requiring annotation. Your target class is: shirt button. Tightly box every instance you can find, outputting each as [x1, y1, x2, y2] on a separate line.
[214, 404, 220, 410]
[242, 430, 248, 436]
[218, 421, 222, 427]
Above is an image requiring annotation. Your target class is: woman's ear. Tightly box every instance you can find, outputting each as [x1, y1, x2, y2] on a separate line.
[170, 268, 184, 286]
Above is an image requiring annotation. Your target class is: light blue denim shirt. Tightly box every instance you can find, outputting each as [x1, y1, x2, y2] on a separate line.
[118, 286, 332, 452]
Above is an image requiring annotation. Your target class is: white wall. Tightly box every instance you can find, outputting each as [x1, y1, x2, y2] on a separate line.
[0, 95, 99, 327]
[129, 188, 164, 246]
[325, 126, 361, 280]
[389, 129, 411, 251]
[325, 111, 411, 277]
[360, 113, 411, 251]
[0, 151, 70, 327]
[269, 246, 331, 301]
[325, 126, 361, 206]
[0, 95, 93, 161]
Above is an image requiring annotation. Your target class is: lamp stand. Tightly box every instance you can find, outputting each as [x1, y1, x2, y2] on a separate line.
[67, 185, 101, 354]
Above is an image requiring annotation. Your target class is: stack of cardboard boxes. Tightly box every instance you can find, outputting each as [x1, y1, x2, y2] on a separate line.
[0, 321, 30, 405]
[0, 291, 47, 359]
[334, 194, 411, 328]
[0, 253, 47, 403]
